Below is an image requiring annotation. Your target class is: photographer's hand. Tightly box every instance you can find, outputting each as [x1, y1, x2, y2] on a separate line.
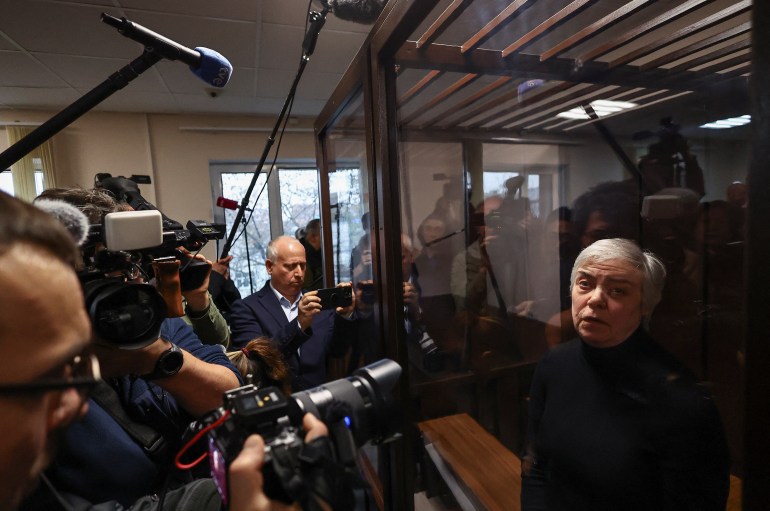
[94, 337, 239, 416]
[213, 255, 234, 279]
[335, 282, 356, 319]
[403, 281, 420, 320]
[228, 413, 331, 511]
[180, 251, 213, 313]
[298, 291, 322, 332]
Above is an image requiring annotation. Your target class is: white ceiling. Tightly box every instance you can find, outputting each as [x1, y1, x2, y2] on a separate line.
[0, 0, 374, 118]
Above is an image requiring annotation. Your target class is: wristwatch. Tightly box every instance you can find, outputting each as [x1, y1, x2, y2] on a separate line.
[141, 343, 184, 380]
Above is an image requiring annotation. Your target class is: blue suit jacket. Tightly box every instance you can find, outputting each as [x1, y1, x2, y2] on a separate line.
[230, 281, 353, 390]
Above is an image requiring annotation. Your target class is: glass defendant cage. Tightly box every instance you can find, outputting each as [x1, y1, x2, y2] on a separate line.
[314, 1, 770, 509]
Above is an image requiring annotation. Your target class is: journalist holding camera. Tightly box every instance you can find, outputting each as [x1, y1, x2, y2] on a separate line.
[11, 185, 338, 511]
[6, 185, 399, 511]
[12, 186, 240, 508]
[94, 176, 232, 347]
[229, 235, 357, 392]
[0, 193, 336, 511]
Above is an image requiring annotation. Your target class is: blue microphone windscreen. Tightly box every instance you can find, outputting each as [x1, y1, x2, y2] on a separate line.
[191, 47, 232, 88]
[517, 79, 544, 101]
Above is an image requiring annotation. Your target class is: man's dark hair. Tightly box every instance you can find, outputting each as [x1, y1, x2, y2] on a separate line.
[305, 218, 321, 237]
[0, 191, 79, 268]
[571, 180, 641, 243]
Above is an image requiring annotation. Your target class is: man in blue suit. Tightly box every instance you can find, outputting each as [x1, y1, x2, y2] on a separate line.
[230, 235, 356, 391]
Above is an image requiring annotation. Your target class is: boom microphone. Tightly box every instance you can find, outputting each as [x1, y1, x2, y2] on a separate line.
[101, 13, 232, 88]
[323, 0, 388, 24]
[33, 199, 90, 247]
[216, 197, 239, 210]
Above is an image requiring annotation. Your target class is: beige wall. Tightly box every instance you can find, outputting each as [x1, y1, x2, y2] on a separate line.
[1, 109, 317, 259]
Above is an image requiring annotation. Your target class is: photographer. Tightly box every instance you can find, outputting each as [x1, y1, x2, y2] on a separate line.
[26, 187, 242, 506]
[230, 235, 356, 391]
[228, 337, 292, 395]
[209, 254, 243, 325]
[0, 191, 93, 510]
[178, 247, 232, 347]
[5, 190, 351, 511]
[34, 187, 230, 347]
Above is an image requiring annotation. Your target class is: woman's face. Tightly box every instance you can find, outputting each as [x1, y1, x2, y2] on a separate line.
[571, 258, 647, 348]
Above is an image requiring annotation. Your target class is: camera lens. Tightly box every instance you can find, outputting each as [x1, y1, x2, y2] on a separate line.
[418, 331, 446, 373]
[289, 359, 401, 446]
[83, 279, 166, 349]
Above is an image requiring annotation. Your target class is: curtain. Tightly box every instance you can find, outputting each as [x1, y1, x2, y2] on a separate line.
[5, 126, 57, 201]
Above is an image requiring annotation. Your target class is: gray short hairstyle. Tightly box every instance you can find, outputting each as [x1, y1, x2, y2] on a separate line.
[266, 235, 298, 262]
[570, 238, 667, 313]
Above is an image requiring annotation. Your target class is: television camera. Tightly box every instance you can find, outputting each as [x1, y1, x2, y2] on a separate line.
[79, 175, 225, 348]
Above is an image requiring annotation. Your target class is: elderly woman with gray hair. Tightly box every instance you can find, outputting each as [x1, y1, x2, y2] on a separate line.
[521, 238, 729, 511]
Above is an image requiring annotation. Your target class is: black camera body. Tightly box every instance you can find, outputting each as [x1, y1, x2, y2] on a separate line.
[316, 286, 353, 310]
[206, 385, 306, 503]
[204, 359, 402, 505]
[358, 282, 375, 305]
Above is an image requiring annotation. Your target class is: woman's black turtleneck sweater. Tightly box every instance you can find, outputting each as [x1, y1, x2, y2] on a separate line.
[521, 327, 729, 511]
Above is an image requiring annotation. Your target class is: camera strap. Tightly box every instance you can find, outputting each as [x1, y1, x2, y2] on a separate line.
[90, 381, 169, 463]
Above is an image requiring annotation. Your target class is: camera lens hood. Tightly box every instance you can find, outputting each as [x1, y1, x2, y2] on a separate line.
[83, 279, 166, 349]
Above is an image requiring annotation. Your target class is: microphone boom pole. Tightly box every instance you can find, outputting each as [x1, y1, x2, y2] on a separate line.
[219, 7, 329, 258]
[0, 12, 232, 171]
[0, 50, 163, 171]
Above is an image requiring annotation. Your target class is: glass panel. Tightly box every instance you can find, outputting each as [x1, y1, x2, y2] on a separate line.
[329, 167, 366, 284]
[390, 2, 750, 508]
[322, 100, 377, 372]
[399, 141, 468, 379]
[320, 87, 387, 508]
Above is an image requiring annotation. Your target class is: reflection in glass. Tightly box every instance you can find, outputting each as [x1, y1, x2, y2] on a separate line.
[329, 168, 366, 283]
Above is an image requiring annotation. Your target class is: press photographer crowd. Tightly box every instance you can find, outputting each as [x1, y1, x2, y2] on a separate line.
[0, 181, 401, 511]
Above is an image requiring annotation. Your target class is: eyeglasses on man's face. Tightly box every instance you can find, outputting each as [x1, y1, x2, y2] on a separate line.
[0, 351, 101, 399]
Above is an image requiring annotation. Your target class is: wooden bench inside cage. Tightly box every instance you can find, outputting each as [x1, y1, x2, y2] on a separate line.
[418, 413, 522, 511]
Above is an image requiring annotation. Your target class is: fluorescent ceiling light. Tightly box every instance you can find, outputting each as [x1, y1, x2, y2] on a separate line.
[700, 114, 751, 129]
[556, 100, 637, 120]
[557, 110, 591, 120]
[592, 100, 637, 109]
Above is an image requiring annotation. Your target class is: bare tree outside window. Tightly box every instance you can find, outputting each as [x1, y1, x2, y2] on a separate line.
[214, 165, 365, 296]
[221, 172, 271, 296]
[279, 168, 320, 240]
